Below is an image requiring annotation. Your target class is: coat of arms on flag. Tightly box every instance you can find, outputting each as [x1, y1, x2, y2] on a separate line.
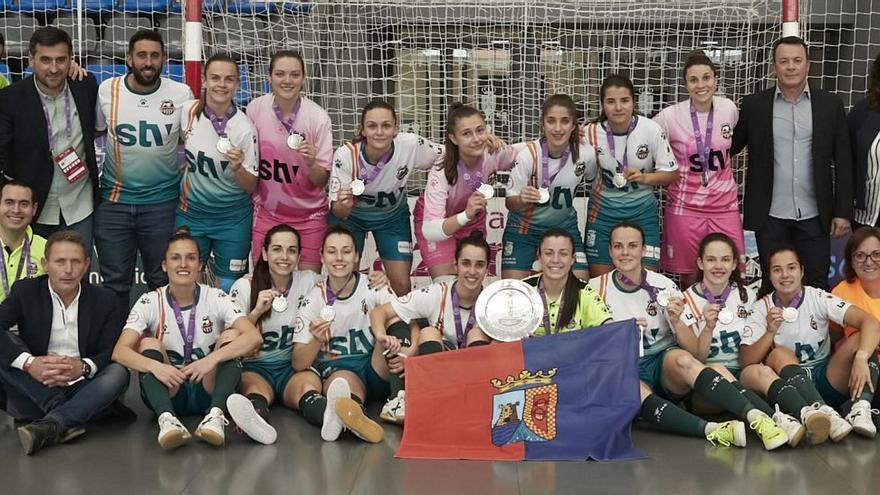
[490, 369, 558, 446]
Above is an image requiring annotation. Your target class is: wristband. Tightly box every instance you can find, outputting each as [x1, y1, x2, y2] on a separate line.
[456, 211, 470, 227]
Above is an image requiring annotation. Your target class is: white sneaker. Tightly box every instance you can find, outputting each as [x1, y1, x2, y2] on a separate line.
[379, 391, 405, 425]
[157, 412, 191, 451]
[321, 378, 351, 442]
[772, 405, 806, 447]
[800, 403, 831, 445]
[194, 407, 229, 447]
[226, 394, 277, 445]
[845, 400, 877, 438]
[820, 404, 852, 442]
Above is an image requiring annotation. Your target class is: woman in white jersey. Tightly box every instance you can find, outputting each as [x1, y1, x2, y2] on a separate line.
[288, 224, 395, 443]
[589, 222, 788, 450]
[740, 247, 880, 443]
[329, 100, 445, 296]
[112, 227, 262, 451]
[680, 233, 805, 446]
[654, 51, 742, 289]
[501, 94, 598, 280]
[584, 74, 678, 277]
[370, 231, 493, 423]
[178, 54, 259, 292]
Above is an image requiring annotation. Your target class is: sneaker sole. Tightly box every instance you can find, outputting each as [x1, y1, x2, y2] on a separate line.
[195, 428, 224, 447]
[159, 430, 191, 451]
[805, 414, 831, 445]
[17, 427, 37, 455]
[830, 424, 852, 443]
[786, 424, 806, 447]
[322, 378, 351, 442]
[762, 434, 789, 451]
[227, 394, 277, 445]
[336, 398, 384, 443]
[60, 426, 86, 444]
[851, 423, 877, 438]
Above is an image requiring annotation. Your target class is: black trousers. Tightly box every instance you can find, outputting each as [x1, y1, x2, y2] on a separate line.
[755, 216, 831, 290]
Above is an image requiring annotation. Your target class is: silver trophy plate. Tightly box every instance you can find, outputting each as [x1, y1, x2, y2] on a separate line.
[475, 279, 544, 342]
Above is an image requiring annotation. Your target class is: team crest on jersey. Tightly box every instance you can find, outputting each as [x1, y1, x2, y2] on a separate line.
[737, 305, 749, 319]
[396, 165, 408, 180]
[595, 146, 604, 155]
[504, 241, 514, 256]
[201, 316, 213, 333]
[742, 325, 753, 338]
[810, 316, 818, 330]
[646, 302, 658, 317]
[160, 99, 175, 116]
[329, 177, 341, 194]
[362, 299, 369, 315]
[636, 144, 649, 160]
[490, 368, 558, 446]
[574, 161, 586, 176]
[721, 124, 732, 140]
[660, 130, 668, 140]
[293, 316, 305, 334]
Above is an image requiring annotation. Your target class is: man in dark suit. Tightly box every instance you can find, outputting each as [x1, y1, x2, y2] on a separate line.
[0, 27, 99, 257]
[732, 36, 853, 289]
[0, 230, 129, 455]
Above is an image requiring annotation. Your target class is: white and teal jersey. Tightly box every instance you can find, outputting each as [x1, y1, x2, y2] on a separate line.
[589, 270, 697, 357]
[328, 133, 443, 221]
[586, 116, 677, 213]
[124, 284, 245, 367]
[742, 286, 850, 369]
[229, 271, 321, 365]
[682, 284, 756, 371]
[97, 76, 193, 204]
[292, 273, 395, 368]
[178, 100, 259, 216]
[505, 139, 598, 231]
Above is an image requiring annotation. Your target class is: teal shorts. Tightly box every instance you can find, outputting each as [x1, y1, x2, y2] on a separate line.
[329, 202, 413, 262]
[242, 359, 295, 402]
[141, 382, 212, 417]
[639, 346, 685, 401]
[176, 207, 252, 279]
[585, 206, 660, 267]
[501, 215, 587, 272]
[310, 354, 390, 401]
[805, 361, 848, 408]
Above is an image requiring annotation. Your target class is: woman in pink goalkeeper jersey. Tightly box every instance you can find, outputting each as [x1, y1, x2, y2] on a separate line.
[653, 50, 743, 288]
[413, 103, 520, 280]
[247, 50, 334, 273]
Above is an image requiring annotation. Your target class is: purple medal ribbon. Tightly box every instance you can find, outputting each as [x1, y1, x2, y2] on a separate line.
[616, 269, 658, 302]
[539, 141, 570, 188]
[169, 286, 200, 365]
[700, 282, 732, 308]
[204, 104, 237, 138]
[538, 277, 566, 334]
[0, 236, 33, 296]
[450, 282, 475, 347]
[325, 272, 354, 305]
[603, 117, 637, 174]
[772, 288, 804, 308]
[357, 142, 394, 185]
[689, 103, 714, 186]
[458, 157, 484, 192]
[39, 89, 73, 153]
[272, 276, 293, 297]
[273, 96, 301, 135]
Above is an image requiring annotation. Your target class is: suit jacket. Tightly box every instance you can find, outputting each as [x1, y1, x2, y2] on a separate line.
[0, 276, 122, 370]
[0, 74, 99, 220]
[731, 82, 853, 232]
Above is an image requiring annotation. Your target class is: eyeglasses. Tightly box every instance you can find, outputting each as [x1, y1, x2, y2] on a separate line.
[853, 250, 880, 264]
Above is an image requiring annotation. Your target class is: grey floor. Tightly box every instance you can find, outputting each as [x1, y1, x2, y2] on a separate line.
[2, 384, 880, 495]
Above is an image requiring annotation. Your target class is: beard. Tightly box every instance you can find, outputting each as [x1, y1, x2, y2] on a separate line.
[131, 65, 161, 87]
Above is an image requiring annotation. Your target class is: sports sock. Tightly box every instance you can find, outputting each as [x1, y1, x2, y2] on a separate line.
[767, 378, 809, 416]
[418, 341, 443, 355]
[780, 364, 825, 405]
[246, 393, 271, 421]
[386, 321, 410, 398]
[858, 360, 880, 403]
[693, 368, 753, 419]
[467, 341, 490, 347]
[639, 393, 708, 438]
[730, 381, 775, 416]
[297, 390, 326, 427]
[209, 359, 242, 413]
[139, 349, 175, 416]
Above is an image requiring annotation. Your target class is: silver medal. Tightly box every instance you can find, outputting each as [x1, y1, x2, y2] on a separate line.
[320, 306, 336, 322]
[272, 296, 288, 313]
[718, 308, 735, 325]
[477, 183, 495, 199]
[655, 288, 681, 308]
[287, 133, 304, 149]
[350, 179, 366, 196]
[782, 307, 798, 323]
[216, 137, 232, 154]
[537, 187, 550, 204]
[612, 172, 627, 188]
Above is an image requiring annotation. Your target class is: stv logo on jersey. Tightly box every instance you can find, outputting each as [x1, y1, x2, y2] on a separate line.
[490, 368, 558, 446]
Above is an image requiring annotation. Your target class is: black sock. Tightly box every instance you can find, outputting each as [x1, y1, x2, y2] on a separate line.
[139, 350, 175, 416]
[467, 340, 490, 347]
[246, 393, 271, 421]
[779, 364, 825, 405]
[859, 360, 880, 403]
[418, 341, 443, 355]
[350, 393, 364, 410]
[767, 378, 809, 416]
[693, 368, 753, 419]
[386, 321, 410, 398]
[210, 359, 242, 413]
[297, 390, 326, 427]
[731, 381, 774, 417]
[639, 393, 708, 438]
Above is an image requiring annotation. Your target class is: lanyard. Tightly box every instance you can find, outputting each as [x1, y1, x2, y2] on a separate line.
[458, 157, 484, 192]
[540, 140, 570, 188]
[325, 272, 354, 305]
[358, 142, 394, 185]
[450, 282, 475, 347]
[603, 117, 637, 173]
[700, 281, 732, 308]
[539, 276, 566, 334]
[689, 103, 714, 185]
[773, 288, 804, 308]
[273, 96, 301, 135]
[272, 276, 293, 297]
[616, 269, 658, 302]
[169, 286, 200, 364]
[0, 236, 33, 296]
[40, 90, 73, 153]
[204, 104, 237, 138]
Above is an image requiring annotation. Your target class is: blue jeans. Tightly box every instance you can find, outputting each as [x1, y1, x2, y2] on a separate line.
[94, 199, 177, 310]
[0, 363, 129, 428]
[35, 213, 95, 261]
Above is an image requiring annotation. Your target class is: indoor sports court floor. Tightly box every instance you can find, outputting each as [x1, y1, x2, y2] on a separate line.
[1, 383, 878, 495]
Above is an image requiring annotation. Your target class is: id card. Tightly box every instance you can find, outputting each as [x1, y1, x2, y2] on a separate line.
[54, 147, 88, 184]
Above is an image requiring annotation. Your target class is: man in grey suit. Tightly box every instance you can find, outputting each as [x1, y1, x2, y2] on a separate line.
[732, 36, 853, 289]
